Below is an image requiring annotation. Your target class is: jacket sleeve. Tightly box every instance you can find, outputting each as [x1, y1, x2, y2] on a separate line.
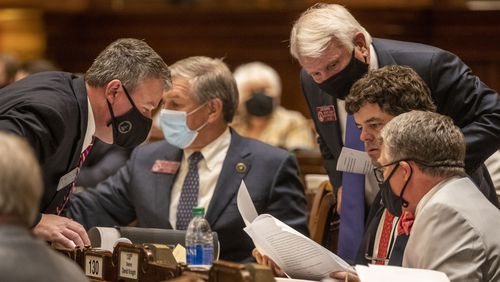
[265, 153, 310, 237]
[65, 153, 138, 230]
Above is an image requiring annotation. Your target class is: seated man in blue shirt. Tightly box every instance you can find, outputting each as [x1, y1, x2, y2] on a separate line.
[66, 56, 309, 262]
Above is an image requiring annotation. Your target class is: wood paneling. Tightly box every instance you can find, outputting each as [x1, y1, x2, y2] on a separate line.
[43, 6, 500, 117]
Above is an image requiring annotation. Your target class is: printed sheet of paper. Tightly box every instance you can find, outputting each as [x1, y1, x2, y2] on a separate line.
[336, 147, 374, 174]
[237, 180, 351, 281]
[355, 264, 450, 282]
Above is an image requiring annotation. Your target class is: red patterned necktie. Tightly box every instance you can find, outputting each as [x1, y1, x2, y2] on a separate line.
[56, 139, 95, 215]
[375, 210, 395, 265]
[397, 210, 415, 236]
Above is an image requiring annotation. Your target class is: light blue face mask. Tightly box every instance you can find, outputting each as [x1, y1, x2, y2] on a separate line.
[160, 103, 208, 149]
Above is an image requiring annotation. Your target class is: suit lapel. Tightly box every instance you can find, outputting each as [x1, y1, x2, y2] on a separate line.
[153, 144, 183, 224]
[69, 76, 89, 170]
[301, 69, 343, 157]
[205, 130, 250, 226]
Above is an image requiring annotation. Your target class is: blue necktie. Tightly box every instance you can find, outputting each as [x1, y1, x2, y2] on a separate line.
[338, 114, 365, 263]
[176, 152, 203, 230]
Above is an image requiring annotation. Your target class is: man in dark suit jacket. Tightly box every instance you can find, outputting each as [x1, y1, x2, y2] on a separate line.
[66, 56, 309, 262]
[0, 38, 171, 249]
[290, 3, 500, 262]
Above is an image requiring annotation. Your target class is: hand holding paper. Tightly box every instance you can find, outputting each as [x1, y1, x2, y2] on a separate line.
[237, 180, 352, 280]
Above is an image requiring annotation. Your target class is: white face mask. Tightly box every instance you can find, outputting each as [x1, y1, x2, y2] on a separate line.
[159, 103, 208, 149]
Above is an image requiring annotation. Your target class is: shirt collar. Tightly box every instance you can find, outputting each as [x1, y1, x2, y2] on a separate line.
[183, 127, 231, 171]
[82, 96, 96, 152]
[369, 43, 379, 70]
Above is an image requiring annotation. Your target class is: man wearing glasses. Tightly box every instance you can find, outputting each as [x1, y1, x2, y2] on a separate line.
[375, 111, 500, 281]
[344, 65, 436, 267]
[334, 110, 500, 281]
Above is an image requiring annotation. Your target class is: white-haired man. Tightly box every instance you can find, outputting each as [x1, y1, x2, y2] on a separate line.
[0, 133, 88, 281]
[291, 3, 500, 262]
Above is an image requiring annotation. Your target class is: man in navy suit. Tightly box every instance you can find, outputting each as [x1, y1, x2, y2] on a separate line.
[66, 56, 309, 262]
[0, 38, 171, 249]
[290, 3, 500, 262]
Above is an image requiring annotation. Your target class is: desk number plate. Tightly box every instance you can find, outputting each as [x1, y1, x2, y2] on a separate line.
[85, 255, 103, 279]
[119, 251, 139, 279]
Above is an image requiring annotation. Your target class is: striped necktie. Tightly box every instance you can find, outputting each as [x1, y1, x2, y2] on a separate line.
[56, 138, 95, 215]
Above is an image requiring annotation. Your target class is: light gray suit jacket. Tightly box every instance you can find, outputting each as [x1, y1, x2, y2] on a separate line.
[0, 225, 88, 282]
[403, 177, 500, 281]
[66, 130, 309, 262]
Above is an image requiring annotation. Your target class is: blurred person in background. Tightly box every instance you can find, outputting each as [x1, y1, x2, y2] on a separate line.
[0, 53, 20, 88]
[0, 132, 88, 282]
[232, 61, 315, 151]
[15, 58, 60, 81]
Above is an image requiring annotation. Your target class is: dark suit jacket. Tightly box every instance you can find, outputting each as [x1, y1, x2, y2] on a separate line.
[301, 38, 500, 206]
[66, 130, 309, 262]
[76, 139, 131, 188]
[0, 72, 88, 222]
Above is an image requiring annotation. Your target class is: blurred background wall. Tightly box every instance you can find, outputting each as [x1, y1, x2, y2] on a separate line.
[1, 0, 499, 117]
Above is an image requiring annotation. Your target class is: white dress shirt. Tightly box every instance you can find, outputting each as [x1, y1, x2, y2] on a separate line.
[169, 128, 231, 228]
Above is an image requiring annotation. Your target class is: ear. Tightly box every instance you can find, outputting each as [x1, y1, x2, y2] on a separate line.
[104, 79, 122, 104]
[206, 98, 223, 123]
[399, 161, 413, 181]
[353, 32, 368, 56]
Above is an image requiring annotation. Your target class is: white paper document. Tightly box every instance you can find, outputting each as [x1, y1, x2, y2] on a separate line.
[355, 264, 450, 282]
[237, 181, 352, 281]
[336, 147, 374, 174]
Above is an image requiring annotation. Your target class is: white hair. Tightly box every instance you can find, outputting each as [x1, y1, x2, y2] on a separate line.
[233, 62, 282, 101]
[0, 133, 42, 226]
[290, 3, 372, 61]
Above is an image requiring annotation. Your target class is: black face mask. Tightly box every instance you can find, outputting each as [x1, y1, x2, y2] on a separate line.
[245, 91, 274, 117]
[316, 49, 369, 99]
[106, 85, 152, 150]
[380, 162, 412, 217]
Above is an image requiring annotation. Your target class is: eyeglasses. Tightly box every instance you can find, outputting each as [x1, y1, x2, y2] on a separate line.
[373, 160, 402, 184]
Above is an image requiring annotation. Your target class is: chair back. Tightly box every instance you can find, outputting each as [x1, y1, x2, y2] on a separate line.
[308, 180, 339, 253]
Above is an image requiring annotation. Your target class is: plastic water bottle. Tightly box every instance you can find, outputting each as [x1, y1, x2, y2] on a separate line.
[185, 207, 214, 268]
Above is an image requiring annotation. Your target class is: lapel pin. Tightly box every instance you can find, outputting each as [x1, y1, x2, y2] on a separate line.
[236, 163, 247, 173]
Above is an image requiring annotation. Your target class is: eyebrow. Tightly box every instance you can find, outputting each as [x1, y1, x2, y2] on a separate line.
[365, 117, 384, 123]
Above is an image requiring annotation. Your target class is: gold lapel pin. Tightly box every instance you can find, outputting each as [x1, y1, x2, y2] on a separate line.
[236, 163, 247, 173]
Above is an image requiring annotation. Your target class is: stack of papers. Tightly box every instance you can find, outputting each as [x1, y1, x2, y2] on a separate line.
[237, 181, 352, 281]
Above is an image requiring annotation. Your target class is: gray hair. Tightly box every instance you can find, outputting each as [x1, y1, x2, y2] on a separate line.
[233, 61, 282, 98]
[169, 56, 239, 123]
[0, 133, 42, 227]
[85, 38, 171, 92]
[290, 3, 372, 61]
[380, 111, 466, 178]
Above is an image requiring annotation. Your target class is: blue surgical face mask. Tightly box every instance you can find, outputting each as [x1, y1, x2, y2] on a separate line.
[159, 103, 208, 149]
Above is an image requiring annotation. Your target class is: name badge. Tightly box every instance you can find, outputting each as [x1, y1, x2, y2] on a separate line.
[57, 167, 79, 191]
[316, 105, 337, 123]
[152, 160, 180, 174]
